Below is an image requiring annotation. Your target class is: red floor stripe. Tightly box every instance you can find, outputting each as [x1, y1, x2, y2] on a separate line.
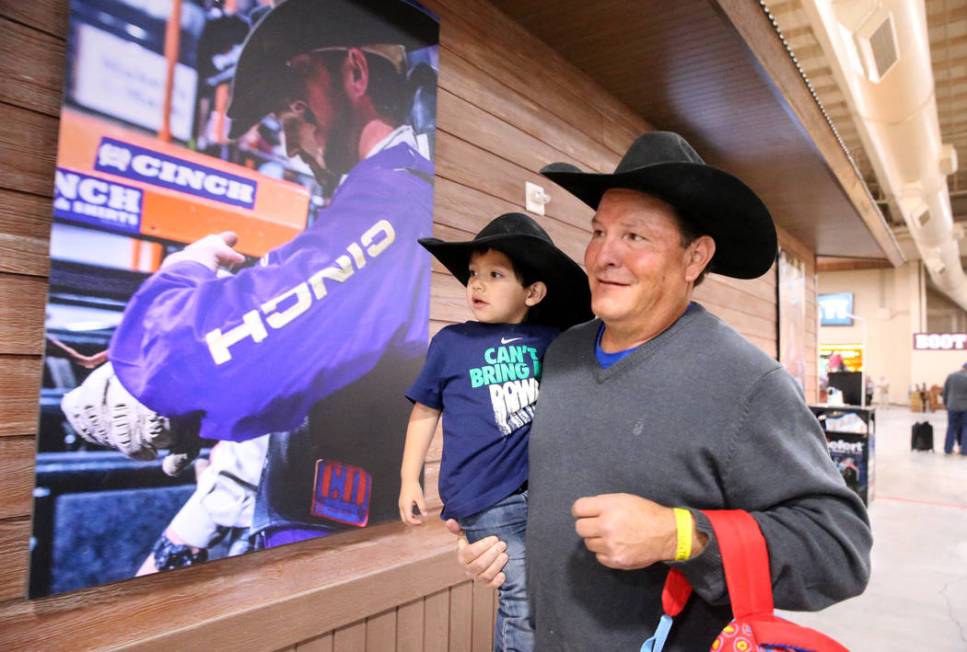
[876, 495, 967, 510]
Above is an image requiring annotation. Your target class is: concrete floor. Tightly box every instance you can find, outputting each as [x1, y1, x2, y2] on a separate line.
[778, 406, 967, 650]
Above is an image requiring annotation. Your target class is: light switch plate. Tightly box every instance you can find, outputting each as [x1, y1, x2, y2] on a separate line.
[525, 181, 550, 215]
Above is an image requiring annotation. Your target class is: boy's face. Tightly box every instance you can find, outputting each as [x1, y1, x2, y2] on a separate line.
[467, 249, 537, 325]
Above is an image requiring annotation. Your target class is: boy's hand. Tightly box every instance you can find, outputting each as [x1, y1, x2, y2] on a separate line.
[399, 480, 427, 525]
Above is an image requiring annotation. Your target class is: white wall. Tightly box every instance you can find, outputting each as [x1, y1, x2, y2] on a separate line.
[819, 263, 925, 404]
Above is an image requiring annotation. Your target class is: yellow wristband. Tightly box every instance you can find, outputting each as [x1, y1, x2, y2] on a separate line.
[673, 508, 693, 561]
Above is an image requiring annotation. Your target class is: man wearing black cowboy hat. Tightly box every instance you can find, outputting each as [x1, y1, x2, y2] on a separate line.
[453, 132, 872, 650]
[66, 0, 441, 560]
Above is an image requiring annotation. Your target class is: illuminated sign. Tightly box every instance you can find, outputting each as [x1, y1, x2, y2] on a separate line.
[73, 24, 196, 142]
[53, 168, 142, 233]
[95, 138, 257, 209]
[913, 333, 967, 350]
[818, 293, 854, 326]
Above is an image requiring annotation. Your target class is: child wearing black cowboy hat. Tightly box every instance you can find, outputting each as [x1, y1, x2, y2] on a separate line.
[399, 212, 591, 651]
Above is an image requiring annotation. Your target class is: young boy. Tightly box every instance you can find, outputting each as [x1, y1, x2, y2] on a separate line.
[399, 212, 591, 652]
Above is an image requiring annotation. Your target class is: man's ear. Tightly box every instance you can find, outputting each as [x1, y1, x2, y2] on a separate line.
[684, 235, 715, 283]
[525, 281, 548, 307]
[343, 48, 369, 101]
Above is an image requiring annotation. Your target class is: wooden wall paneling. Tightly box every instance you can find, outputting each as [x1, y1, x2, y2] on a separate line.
[437, 48, 618, 173]
[433, 178, 590, 267]
[448, 582, 472, 652]
[437, 90, 583, 177]
[0, 189, 51, 277]
[426, 424, 443, 464]
[701, 302, 776, 342]
[0, 517, 29, 602]
[423, 461, 441, 510]
[435, 133, 593, 234]
[0, 435, 34, 520]
[364, 609, 396, 652]
[0, 1, 69, 39]
[423, 589, 450, 652]
[695, 277, 777, 321]
[0, 522, 465, 650]
[431, 270, 472, 324]
[333, 622, 366, 652]
[709, 269, 778, 305]
[0, 16, 65, 116]
[431, 0, 649, 152]
[431, 4, 606, 153]
[0, 104, 58, 196]
[0, 274, 47, 355]
[0, 355, 42, 437]
[397, 598, 425, 652]
[470, 581, 494, 652]
[297, 633, 334, 652]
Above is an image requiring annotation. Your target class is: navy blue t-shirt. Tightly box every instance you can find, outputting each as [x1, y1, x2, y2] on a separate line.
[406, 321, 559, 519]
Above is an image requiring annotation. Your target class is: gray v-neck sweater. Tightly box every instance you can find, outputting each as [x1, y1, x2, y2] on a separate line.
[526, 305, 871, 651]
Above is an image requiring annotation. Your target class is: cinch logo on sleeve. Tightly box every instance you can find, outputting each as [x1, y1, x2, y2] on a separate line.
[53, 168, 142, 233]
[468, 344, 542, 436]
[204, 219, 396, 365]
[94, 137, 257, 209]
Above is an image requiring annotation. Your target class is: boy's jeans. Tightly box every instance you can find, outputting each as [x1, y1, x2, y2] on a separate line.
[458, 490, 533, 652]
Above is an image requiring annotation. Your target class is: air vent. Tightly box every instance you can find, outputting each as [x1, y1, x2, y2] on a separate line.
[833, 3, 899, 83]
[865, 13, 897, 81]
[852, 8, 898, 83]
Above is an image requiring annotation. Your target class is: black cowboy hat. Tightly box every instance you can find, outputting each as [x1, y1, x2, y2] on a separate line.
[540, 131, 777, 280]
[419, 213, 593, 330]
[227, 0, 438, 139]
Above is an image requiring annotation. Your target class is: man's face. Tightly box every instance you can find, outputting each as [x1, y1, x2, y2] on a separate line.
[584, 189, 697, 333]
[276, 52, 355, 182]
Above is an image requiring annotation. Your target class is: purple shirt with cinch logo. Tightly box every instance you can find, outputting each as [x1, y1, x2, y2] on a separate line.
[110, 144, 433, 442]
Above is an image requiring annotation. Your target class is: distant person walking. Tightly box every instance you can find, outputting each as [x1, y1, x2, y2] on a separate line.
[942, 363, 967, 454]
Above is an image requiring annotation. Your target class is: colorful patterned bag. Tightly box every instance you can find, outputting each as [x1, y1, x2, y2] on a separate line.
[641, 510, 848, 652]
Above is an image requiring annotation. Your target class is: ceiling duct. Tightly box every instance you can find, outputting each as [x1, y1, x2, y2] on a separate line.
[803, 0, 967, 310]
[833, 2, 898, 81]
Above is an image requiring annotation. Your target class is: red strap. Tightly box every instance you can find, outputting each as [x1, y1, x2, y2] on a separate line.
[703, 510, 774, 619]
[660, 568, 693, 617]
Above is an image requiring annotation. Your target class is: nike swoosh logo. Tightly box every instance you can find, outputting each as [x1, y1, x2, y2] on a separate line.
[501, 337, 523, 344]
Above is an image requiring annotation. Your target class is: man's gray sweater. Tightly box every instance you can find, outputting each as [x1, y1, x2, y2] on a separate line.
[526, 306, 871, 651]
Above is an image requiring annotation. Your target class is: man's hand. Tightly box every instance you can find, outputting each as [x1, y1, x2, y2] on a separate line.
[61, 362, 200, 476]
[162, 231, 246, 272]
[445, 519, 508, 589]
[572, 493, 697, 570]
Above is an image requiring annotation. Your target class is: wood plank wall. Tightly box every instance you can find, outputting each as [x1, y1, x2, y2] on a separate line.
[0, 0, 815, 648]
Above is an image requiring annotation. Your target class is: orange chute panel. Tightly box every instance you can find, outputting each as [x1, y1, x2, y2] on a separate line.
[57, 109, 310, 257]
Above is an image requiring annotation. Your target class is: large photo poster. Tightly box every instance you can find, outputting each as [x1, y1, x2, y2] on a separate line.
[30, 0, 439, 597]
[778, 249, 807, 392]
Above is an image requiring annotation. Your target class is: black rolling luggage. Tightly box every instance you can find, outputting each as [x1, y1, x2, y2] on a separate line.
[911, 421, 934, 451]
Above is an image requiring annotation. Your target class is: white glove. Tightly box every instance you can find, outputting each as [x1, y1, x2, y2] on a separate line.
[61, 362, 199, 475]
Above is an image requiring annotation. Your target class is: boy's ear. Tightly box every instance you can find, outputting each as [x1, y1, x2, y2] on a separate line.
[525, 281, 548, 307]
